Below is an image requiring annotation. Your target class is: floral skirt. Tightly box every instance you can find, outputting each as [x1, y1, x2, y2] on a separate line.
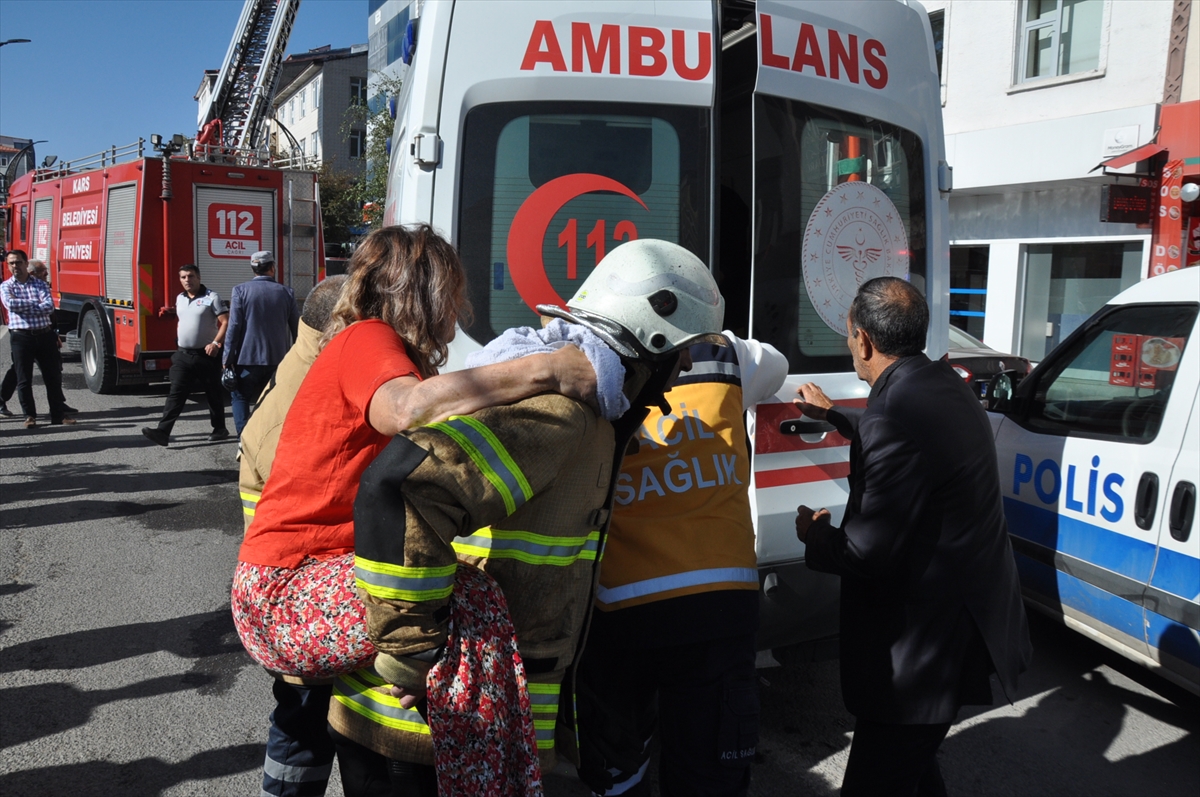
[231, 554, 375, 679]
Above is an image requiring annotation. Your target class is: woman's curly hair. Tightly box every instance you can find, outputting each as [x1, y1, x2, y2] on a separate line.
[321, 224, 472, 378]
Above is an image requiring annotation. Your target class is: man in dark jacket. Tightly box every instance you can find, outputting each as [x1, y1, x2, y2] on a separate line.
[224, 250, 299, 435]
[794, 276, 1031, 797]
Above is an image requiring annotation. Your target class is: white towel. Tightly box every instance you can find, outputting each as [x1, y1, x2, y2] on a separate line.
[464, 319, 630, 421]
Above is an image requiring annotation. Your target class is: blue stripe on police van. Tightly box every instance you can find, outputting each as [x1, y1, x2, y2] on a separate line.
[595, 567, 758, 605]
[1149, 546, 1200, 601]
[1144, 606, 1200, 669]
[1003, 498, 1161, 587]
[1015, 552, 1148, 641]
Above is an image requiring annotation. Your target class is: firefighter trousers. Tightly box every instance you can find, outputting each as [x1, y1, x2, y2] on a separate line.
[263, 679, 336, 797]
[576, 631, 759, 797]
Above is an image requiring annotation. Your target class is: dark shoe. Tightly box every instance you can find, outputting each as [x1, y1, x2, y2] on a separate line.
[24, 416, 38, 429]
[209, 428, 231, 441]
[0, 402, 13, 417]
[141, 426, 169, 447]
[51, 417, 77, 426]
[62, 404, 79, 414]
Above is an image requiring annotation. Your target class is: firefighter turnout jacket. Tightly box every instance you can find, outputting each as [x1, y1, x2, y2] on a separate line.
[327, 392, 640, 769]
[238, 318, 323, 531]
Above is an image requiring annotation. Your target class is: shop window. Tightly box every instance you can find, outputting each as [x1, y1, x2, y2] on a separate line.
[1018, 0, 1104, 82]
[951, 246, 990, 340]
[1023, 303, 1196, 442]
[1019, 241, 1141, 362]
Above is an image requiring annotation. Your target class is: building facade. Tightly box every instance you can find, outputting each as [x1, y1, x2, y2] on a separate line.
[924, 0, 1199, 361]
[268, 44, 369, 174]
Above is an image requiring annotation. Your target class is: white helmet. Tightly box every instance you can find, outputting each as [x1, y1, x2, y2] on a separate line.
[538, 239, 725, 361]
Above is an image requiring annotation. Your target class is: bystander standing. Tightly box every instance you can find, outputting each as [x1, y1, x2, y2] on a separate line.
[1, 250, 75, 429]
[223, 250, 298, 435]
[141, 264, 230, 446]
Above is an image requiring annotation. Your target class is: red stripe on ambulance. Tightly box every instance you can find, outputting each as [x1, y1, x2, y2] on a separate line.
[521, 20, 712, 81]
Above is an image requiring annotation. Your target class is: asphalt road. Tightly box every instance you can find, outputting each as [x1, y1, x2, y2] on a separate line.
[1, 342, 1197, 796]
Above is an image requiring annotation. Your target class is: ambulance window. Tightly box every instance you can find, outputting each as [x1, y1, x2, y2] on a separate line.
[458, 102, 710, 342]
[753, 97, 926, 373]
[1025, 303, 1198, 442]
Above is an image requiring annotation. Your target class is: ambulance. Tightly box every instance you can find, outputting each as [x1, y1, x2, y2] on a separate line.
[989, 268, 1199, 695]
[382, 0, 950, 654]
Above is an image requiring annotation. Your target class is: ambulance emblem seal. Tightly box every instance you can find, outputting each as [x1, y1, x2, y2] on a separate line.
[801, 182, 910, 334]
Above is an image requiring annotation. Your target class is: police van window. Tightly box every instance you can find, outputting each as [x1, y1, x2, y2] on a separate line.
[753, 97, 926, 373]
[1024, 303, 1198, 442]
[458, 102, 710, 342]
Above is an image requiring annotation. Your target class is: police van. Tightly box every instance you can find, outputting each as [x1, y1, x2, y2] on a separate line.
[382, 0, 950, 653]
[988, 268, 1199, 695]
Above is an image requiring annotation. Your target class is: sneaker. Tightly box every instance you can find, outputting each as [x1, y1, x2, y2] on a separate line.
[0, 402, 13, 417]
[24, 416, 38, 429]
[51, 417, 77, 426]
[209, 428, 231, 441]
[141, 426, 169, 447]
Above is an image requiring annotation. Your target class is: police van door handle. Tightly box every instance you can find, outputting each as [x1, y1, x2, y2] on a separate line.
[1134, 472, 1159, 531]
[1168, 481, 1196, 542]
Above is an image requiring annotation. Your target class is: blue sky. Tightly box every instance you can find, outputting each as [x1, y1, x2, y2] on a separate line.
[0, 0, 367, 163]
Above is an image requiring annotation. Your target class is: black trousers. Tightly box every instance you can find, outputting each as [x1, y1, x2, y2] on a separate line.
[154, 348, 226, 435]
[840, 718, 952, 797]
[10, 328, 68, 421]
[328, 726, 438, 797]
[1, 363, 15, 402]
[263, 680, 335, 797]
[576, 631, 759, 797]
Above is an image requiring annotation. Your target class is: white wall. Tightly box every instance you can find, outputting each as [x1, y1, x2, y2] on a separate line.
[938, 0, 1174, 135]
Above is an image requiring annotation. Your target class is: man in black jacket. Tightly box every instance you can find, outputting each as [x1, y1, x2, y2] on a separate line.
[794, 276, 1031, 797]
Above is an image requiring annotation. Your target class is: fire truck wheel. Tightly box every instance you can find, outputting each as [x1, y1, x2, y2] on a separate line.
[81, 311, 117, 394]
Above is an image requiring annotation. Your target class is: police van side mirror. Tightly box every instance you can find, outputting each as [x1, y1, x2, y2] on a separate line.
[984, 371, 1023, 413]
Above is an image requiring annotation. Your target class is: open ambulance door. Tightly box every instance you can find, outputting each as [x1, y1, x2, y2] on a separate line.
[745, 0, 938, 570]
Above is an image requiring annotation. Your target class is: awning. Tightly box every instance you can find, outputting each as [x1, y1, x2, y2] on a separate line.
[1090, 142, 1166, 172]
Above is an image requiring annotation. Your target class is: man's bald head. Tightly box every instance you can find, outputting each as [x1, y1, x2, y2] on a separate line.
[301, 275, 348, 332]
[848, 276, 928, 358]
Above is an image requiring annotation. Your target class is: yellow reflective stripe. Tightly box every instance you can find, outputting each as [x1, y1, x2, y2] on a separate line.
[428, 417, 531, 516]
[240, 491, 259, 517]
[332, 692, 431, 735]
[452, 529, 600, 567]
[333, 672, 431, 735]
[355, 557, 456, 602]
[239, 491, 260, 503]
[452, 416, 533, 502]
[527, 682, 562, 694]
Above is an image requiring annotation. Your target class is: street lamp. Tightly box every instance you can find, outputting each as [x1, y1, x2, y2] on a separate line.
[0, 38, 32, 47]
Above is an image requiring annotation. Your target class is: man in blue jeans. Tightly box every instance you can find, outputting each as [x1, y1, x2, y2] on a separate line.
[224, 250, 298, 435]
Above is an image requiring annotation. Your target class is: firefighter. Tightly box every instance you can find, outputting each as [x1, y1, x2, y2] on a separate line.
[576, 328, 787, 796]
[327, 239, 727, 796]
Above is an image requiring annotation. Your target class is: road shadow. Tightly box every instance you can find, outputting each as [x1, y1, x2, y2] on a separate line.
[0, 742, 265, 796]
[0, 608, 248, 682]
[0, 498, 184, 530]
[17, 463, 235, 500]
[0, 672, 216, 749]
[0, 433, 157, 459]
[0, 582, 34, 596]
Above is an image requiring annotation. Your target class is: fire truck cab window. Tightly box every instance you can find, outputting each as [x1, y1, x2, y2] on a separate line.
[753, 97, 927, 374]
[458, 102, 710, 342]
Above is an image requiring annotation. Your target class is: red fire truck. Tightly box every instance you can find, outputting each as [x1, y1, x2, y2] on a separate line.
[3, 138, 323, 392]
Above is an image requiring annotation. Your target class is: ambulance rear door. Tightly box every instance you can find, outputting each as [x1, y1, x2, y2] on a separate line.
[745, 0, 949, 565]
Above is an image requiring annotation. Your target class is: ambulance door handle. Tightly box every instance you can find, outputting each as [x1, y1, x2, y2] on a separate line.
[1134, 472, 1159, 531]
[1168, 481, 1195, 542]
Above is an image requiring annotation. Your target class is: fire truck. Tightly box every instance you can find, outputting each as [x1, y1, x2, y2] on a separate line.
[2, 0, 324, 393]
[2, 141, 322, 393]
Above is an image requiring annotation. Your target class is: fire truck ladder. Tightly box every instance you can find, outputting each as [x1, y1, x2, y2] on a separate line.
[199, 0, 301, 151]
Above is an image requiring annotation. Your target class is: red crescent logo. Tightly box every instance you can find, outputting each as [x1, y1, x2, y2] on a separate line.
[506, 173, 648, 312]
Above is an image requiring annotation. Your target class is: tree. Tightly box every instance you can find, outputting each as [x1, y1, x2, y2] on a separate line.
[315, 161, 362, 246]
[340, 72, 404, 230]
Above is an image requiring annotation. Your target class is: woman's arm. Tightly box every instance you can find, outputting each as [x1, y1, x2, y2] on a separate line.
[367, 344, 598, 436]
